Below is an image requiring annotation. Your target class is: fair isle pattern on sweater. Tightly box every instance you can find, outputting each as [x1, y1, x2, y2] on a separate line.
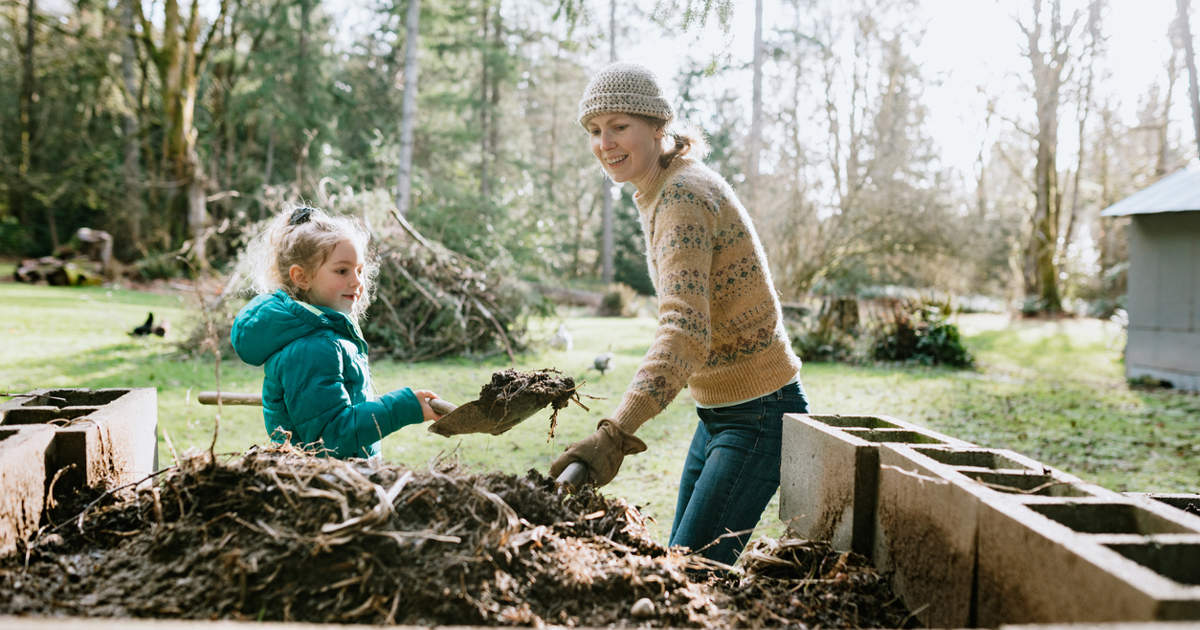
[612, 156, 803, 434]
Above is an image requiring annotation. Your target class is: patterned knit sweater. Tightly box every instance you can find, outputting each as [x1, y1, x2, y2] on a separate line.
[613, 155, 803, 434]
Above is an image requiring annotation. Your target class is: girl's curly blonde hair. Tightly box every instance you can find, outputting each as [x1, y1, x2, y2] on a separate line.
[241, 205, 380, 321]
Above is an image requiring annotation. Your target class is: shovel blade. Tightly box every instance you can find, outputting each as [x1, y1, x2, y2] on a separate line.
[427, 400, 542, 437]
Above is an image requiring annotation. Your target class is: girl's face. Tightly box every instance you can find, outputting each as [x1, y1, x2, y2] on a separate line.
[586, 113, 665, 192]
[291, 239, 365, 315]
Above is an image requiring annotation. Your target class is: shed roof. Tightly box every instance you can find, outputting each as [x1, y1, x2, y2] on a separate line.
[1101, 165, 1200, 217]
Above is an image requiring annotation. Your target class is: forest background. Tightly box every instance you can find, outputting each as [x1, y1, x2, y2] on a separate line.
[3, 0, 1197, 314]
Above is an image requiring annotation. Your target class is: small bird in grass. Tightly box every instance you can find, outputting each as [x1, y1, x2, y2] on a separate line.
[152, 319, 170, 337]
[131, 312, 155, 336]
[549, 323, 573, 351]
[592, 352, 613, 376]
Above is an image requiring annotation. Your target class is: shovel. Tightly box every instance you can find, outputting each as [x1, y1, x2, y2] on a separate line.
[196, 391, 547, 437]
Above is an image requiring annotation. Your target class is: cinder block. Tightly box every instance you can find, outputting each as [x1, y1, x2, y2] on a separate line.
[977, 494, 1200, 625]
[779, 414, 972, 557]
[874, 444, 1118, 628]
[0, 426, 56, 557]
[0, 388, 157, 491]
[1125, 493, 1200, 517]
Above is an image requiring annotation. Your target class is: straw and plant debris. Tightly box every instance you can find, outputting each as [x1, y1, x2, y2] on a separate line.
[0, 447, 913, 628]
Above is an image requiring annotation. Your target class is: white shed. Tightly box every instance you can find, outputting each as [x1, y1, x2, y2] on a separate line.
[1100, 166, 1200, 392]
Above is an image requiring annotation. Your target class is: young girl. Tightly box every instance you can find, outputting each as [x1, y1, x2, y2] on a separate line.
[231, 205, 442, 460]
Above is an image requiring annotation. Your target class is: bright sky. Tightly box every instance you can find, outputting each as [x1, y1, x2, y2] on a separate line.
[618, 0, 1183, 179]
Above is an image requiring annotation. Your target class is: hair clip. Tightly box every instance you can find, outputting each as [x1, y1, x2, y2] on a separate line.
[289, 206, 316, 226]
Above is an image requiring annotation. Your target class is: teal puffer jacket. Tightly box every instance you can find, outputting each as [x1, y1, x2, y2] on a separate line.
[230, 290, 423, 459]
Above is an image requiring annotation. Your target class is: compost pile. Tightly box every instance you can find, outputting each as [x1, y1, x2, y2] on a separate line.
[0, 448, 912, 628]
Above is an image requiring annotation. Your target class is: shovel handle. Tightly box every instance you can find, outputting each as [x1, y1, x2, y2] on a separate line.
[198, 392, 459, 416]
[428, 398, 457, 416]
[557, 461, 589, 488]
[198, 391, 262, 406]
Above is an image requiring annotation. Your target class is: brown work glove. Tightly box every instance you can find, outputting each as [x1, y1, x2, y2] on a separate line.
[549, 418, 648, 487]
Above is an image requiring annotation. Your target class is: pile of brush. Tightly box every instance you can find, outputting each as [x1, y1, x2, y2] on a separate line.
[363, 214, 538, 362]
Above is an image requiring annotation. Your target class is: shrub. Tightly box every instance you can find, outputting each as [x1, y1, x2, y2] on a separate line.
[789, 297, 864, 363]
[135, 251, 186, 280]
[872, 306, 974, 368]
[596, 283, 639, 317]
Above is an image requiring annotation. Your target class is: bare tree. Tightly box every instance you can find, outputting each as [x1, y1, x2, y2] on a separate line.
[1062, 0, 1104, 263]
[763, 2, 963, 297]
[601, 0, 616, 283]
[746, 0, 764, 206]
[1160, 16, 1181, 177]
[1178, 0, 1200, 155]
[1015, 0, 1084, 313]
[396, 0, 421, 217]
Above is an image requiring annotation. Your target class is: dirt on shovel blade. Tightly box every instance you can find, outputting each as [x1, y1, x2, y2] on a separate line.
[0, 446, 914, 628]
[429, 368, 584, 438]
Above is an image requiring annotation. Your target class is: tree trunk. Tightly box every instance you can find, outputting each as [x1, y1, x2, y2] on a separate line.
[144, 0, 228, 267]
[264, 117, 275, 188]
[547, 44, 560, 206]
[480, 0, 490, 198]
[1159, 37, 1179, 177]
[396, 0, 420, 216]
[121, 0, 144, 251]
[182, 0, 208, 268]
[747, 0, 764, 207]
[1019, 0, 1077, 314]
[1064, 4, 1101, 265]
[17, 0, 51, 248]
[601, 0, 616, 284]
[490, 6, 501, 174]
[1178, 0, 1200, 155]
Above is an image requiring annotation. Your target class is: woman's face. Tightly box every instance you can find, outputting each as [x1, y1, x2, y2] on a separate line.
[586, 113, 665, 192]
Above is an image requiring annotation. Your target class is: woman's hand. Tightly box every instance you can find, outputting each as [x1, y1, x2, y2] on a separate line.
[413, 390, 444, 422]
[549, 418, 648, 487]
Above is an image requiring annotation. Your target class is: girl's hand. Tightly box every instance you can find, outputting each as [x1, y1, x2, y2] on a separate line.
[413, 390, 444, 422]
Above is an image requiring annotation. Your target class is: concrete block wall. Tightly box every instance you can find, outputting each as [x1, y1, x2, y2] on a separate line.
[976, 494, 1200, 624]
[0, 388, 158, 492]
[0, 426, 56, 557]
[1125, 493, 1200, 517]
[874, 443, 1124, 627]
[779, 414, 972, 557]
[864, 442, 1200, 626]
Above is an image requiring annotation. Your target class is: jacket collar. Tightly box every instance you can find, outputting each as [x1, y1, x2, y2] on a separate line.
[275, 290, 368, 355]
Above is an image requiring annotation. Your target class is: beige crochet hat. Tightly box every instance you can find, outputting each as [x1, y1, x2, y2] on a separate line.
[577, 62, 674, 128]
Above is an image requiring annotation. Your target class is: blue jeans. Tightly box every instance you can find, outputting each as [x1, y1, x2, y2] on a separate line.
[668, 379, 809, 566]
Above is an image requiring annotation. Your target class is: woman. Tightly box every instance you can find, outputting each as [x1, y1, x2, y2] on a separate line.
[550, 63, 810, 566]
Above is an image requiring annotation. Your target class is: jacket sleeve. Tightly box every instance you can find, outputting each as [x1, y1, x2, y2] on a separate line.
[277, 337, 424, 458]
[612, 182, 717, 434]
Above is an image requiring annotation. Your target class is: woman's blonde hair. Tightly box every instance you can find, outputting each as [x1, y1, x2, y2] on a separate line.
[625, 115, 706, 170]
[242, 204, 380, 320]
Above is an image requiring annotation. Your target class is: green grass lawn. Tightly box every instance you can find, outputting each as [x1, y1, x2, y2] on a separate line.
[2, 281, 1197, 545]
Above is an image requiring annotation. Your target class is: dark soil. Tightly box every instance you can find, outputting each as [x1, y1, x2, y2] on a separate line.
[429, 368, 586, 438]
[0, 447, 913, 627]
